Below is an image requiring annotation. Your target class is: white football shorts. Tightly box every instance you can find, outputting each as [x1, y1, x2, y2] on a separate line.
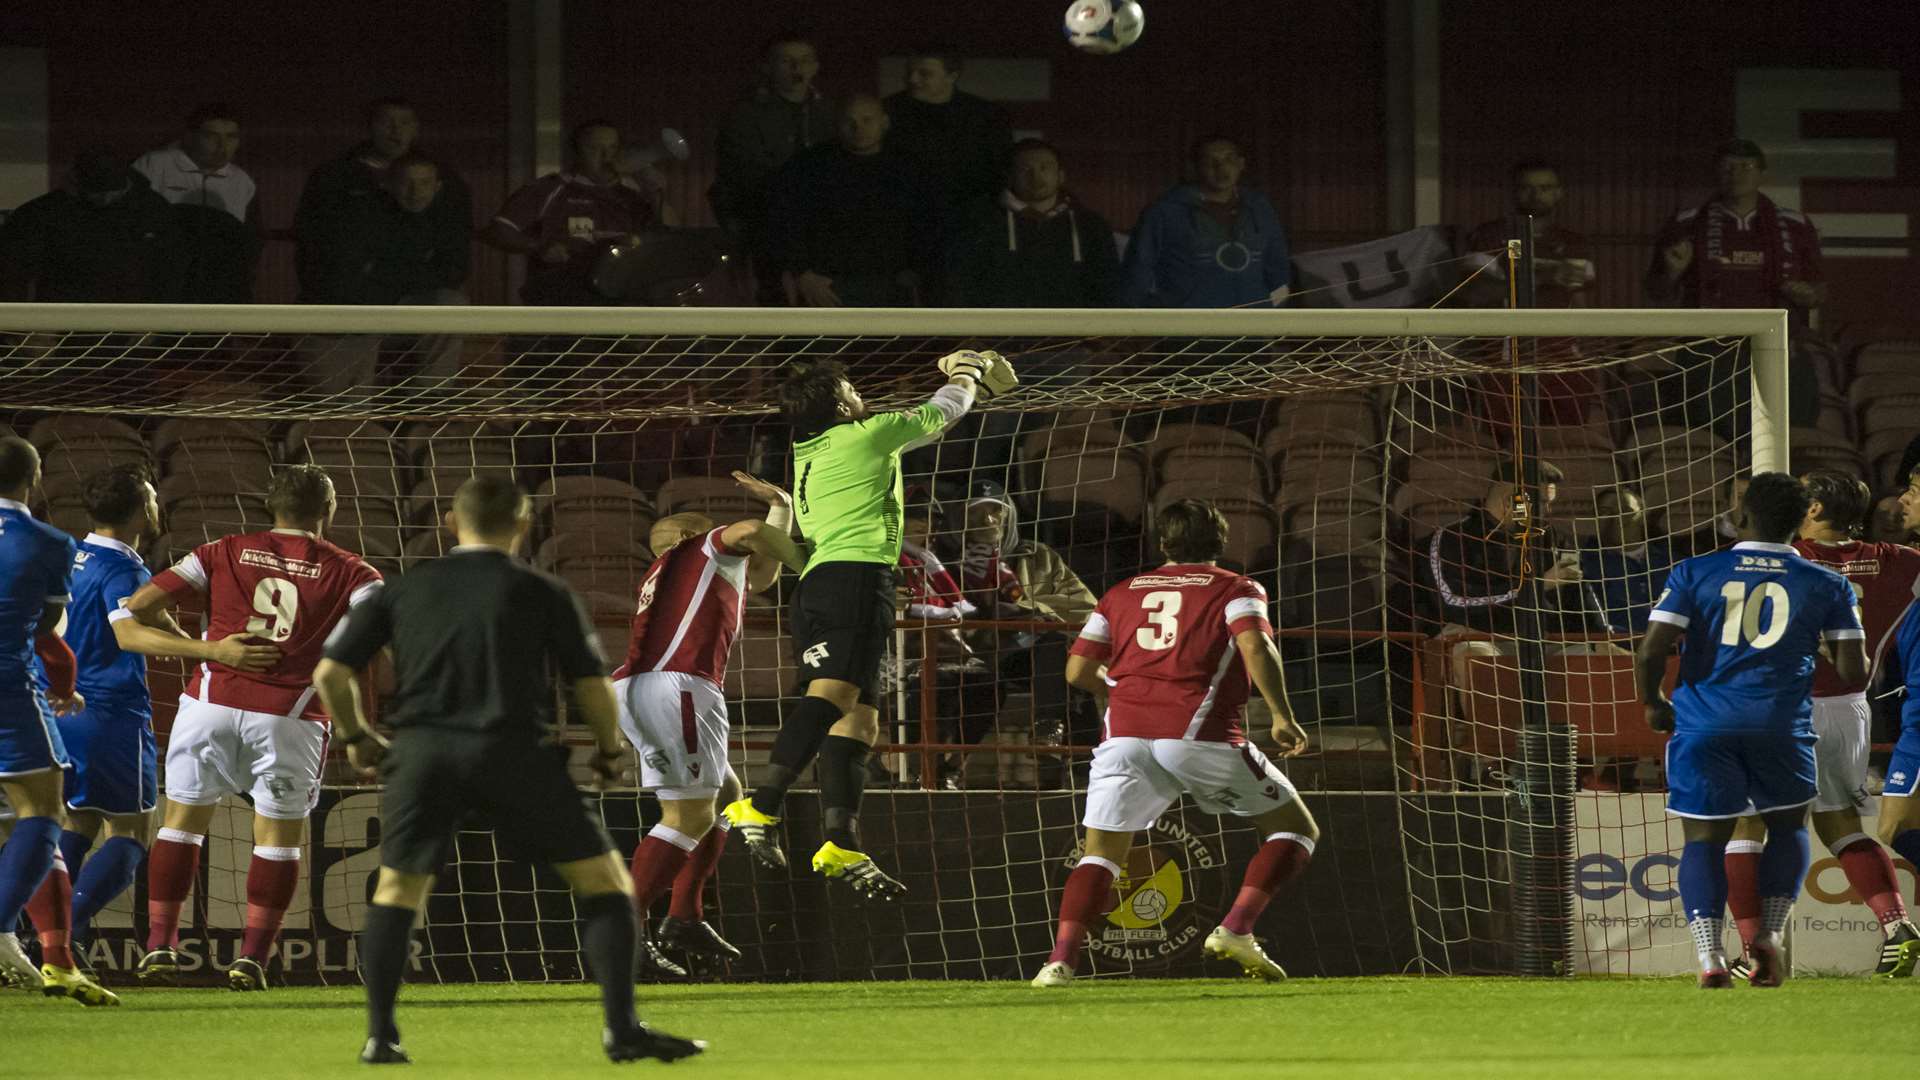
[617, 671, 729, 800]
[1811, 692, 1872, 815]
[1082, 736, 1299, 833]
[163, 697, 326, 820]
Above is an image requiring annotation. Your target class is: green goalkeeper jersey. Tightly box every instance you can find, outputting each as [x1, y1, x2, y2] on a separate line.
[793, 396, 961, 575]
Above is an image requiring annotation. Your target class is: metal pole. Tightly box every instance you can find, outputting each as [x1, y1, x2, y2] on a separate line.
[1508, 215, 1577, 977]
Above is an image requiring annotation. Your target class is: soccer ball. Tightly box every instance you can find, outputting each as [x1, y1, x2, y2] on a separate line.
[1129, 886, 1170, 923]
[1063, 0, 1145, 55]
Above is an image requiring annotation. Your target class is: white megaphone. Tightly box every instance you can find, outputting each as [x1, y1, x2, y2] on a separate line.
[628, 127, 690, 166]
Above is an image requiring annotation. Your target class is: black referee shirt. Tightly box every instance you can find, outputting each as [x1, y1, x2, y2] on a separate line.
[323, 546, 607, 735]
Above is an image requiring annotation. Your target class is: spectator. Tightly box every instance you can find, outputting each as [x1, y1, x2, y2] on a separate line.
[710, 31, 834, 288]
[0, 150, 175, 301]
[1869, 493, 1912, 544]
[1463, 160, 1595, 308]
[615, 144, 683, 229]
[765, 94, 935, 306]
[1420, 462, 1618, 689]
[481, 120, 656, 305]
[133, 103, 258, 228]
[945, 139, 1120, 308]
[342, 157, 471, 305]
[883, 44, 1011, 225]
[938, 481, 1099, 785]
[1578, 486, 1679, 634]
[1645, 139, 1824, 434]
[295, 96, 474, 303]
[1120, 135, 1291, 308]
[1678, 473, 1750, 559]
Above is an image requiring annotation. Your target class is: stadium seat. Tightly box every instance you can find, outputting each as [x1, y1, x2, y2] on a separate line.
[654, 475, 765, 524]
[1276, 542, 1386, 629]
[1850, 340, 1920, 380]
[1622, 425, 1736, 536]
[1030, 446, 1149, 526]
[1788, 426, 1867, 482]
[399, 527, 452, 572]
[152, 417, 274, 461]
[158, 461, 272, 504]
[37, 446, 154, 496]
[1863, 429, 1916, 491]
[539, 476, 656, 547]
[328, 499, 405, 558]
[534, 530, 653, 572]
[1280, 497, 1387, 556]
[287, 420, 404, 498]
[1274, 449, 1387, 508]
[1151, 422, 1257, 454]
[725, 621, 797, 706]
[1017, 411, 1128, 464]
[554, 553, 652, 606]
[1266, 392, 1380, 454]
[1157, 444, 1268, 496]
[1153, 487, 1275, 572]
[29, 415, 147, 455]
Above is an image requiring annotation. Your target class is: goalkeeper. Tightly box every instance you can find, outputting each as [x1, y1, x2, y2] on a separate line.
[725, 350, 1016, 898]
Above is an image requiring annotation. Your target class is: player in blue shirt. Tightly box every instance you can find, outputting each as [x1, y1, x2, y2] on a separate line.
[1636, 472, 1867, 989]
[53, 467, 280, 962]
[0, 436, 117, 1005]
[1875, 471, 1920, 976]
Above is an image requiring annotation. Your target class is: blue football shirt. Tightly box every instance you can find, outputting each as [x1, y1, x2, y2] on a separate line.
[67, 533, 153, 714]
[0, 498, 77, 683]
[1648, 541, 1862, 735]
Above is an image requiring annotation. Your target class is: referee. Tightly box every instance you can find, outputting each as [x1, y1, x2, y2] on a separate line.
[311, 475, 702, 1066]
[722, 349, 1015, 897]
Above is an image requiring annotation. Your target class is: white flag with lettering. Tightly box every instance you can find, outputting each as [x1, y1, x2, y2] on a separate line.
[1289, 226, 1455, 308]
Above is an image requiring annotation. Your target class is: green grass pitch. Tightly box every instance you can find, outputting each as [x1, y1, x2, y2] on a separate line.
[6, 977, 1913, 1078]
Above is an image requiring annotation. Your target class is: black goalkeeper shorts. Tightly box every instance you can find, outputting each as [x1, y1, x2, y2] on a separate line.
[377, 728, 614, 877]
[790, 561, 898, 706]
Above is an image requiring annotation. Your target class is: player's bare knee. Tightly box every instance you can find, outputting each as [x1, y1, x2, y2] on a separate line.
[806, 679, 861, 715]
[254, 812, 307, 849]
[557, 851, 632, 899]
[1082, 828, 1134, 863]
[1255, 800, 1318, 845]
[65, 809, 105, 841]
[372, 868, 435, 910]
[1809, 809, 1860, 848]
[162, 799, 216, 835]
[104, 813, 152, 845]
[830, 704, 880, 744]
[1729, 814, 1768, 843]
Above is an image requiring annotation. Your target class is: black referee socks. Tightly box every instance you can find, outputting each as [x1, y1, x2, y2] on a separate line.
[819, 735, 871, 850]
[360, 903, 418, 1042]
[752, 695, 846, 815]
[576, 892, 640, 1033]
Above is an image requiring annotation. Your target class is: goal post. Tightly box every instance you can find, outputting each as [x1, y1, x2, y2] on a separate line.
[0, 303, 1790, 983]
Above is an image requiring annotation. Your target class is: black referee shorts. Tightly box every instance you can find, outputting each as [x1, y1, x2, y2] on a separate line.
[790, 561, 898, 706]
[377, 728, 614, 877]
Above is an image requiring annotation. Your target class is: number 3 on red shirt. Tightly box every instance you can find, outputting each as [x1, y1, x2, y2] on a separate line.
[1136, 590, 1182, 651]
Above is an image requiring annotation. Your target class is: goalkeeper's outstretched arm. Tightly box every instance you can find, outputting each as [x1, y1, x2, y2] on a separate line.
[893, 350, 1018, 453]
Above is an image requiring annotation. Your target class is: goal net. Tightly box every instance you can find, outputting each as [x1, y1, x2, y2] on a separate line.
[0, 304, 1789, 983]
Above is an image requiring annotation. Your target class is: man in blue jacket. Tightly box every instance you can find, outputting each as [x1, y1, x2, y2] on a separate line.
[1120, 136, 1291, 308]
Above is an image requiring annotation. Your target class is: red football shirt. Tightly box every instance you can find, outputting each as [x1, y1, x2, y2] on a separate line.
[614, 528, 748, 688]
[1069, 564, 1273, 745]
[1792, 539, 1920, 696]
[152, 529, 383, 720]
[1650, 201, 1823, 310]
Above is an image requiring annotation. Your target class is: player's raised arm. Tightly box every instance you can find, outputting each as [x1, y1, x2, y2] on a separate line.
[726, 469, 805, 590]
[871, 349, 1020, 454]
[1236, 628, 1308, 757]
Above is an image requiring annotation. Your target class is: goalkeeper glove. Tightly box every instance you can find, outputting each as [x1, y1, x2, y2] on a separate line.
[937, 349, 1018, 399]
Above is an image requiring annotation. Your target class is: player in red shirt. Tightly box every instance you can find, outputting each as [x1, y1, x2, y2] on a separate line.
[124, 465, 383, 991]
[1032, 500, 1316, 987]
[615, 472, 803, 966]
[1722, 472, 1920, 978]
